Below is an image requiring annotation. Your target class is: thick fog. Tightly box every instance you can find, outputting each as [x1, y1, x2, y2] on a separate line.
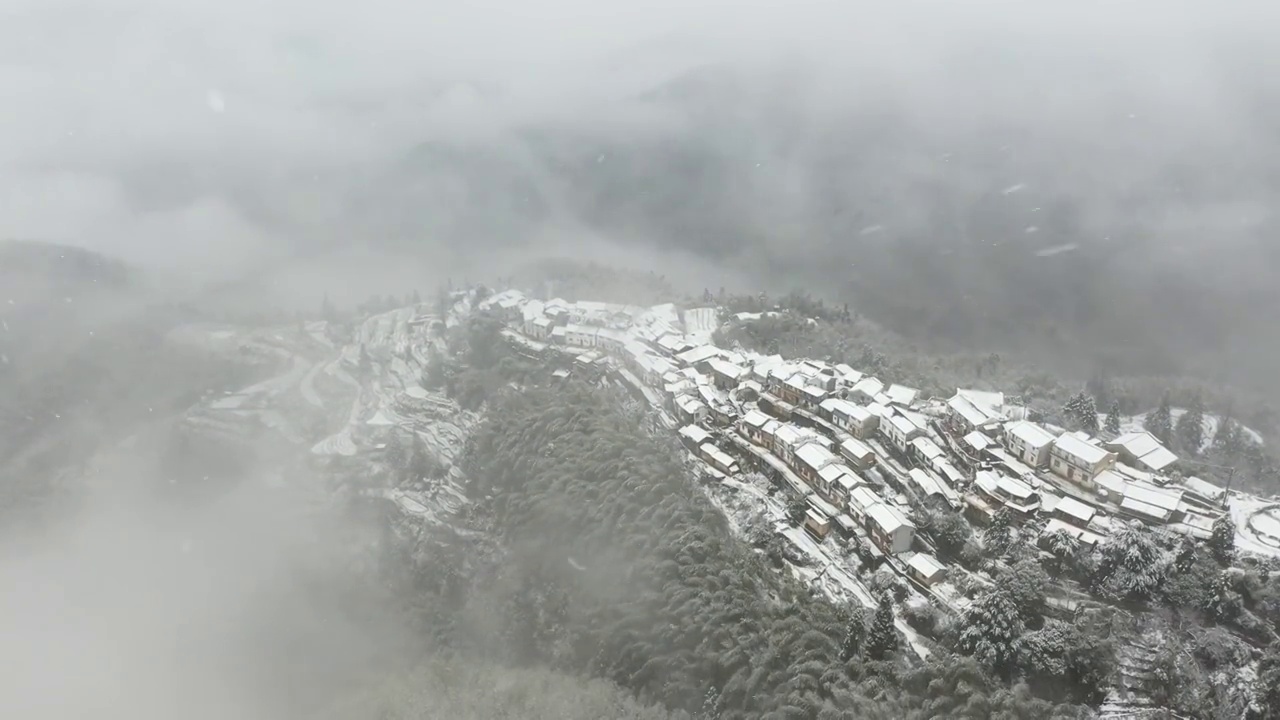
[6, 0, 1280, 305]
[5, 2, 1280, 716]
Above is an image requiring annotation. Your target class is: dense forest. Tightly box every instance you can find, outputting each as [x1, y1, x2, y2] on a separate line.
[383, 376, 1096, 718]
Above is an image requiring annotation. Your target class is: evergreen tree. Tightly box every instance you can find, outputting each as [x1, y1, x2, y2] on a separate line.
[1062, 391, 1099, 433]
[983, 508, 1014, 556]
[1092, 523, 1166, 602]
[1208, 515, 1236, 565]
[1042, 529, 1080, 579]
[1145, 394, 1174, 446]
[956, 588, 1026, 676]
[1212, 407, 1242, 455]
[1079, 394, 1099, 434]
[1104, 400, 1122, 435]
[865, 595, 899, 660]
[1177, 394, 1206, 455]
[840, 608, 867, 662]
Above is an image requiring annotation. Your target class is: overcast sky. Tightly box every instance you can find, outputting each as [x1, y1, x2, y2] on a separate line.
[3, 0, 1279, 302]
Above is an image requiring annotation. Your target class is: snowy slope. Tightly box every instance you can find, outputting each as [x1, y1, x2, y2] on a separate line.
[1104, 410, 1265, 452]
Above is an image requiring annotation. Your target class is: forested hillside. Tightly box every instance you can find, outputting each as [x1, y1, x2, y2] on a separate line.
[431, 381, 1090, 719]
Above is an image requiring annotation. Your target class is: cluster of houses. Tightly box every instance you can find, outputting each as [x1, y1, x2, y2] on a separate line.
[481, 289, 1230, 588]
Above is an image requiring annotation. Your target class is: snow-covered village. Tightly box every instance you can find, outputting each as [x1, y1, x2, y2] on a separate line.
[403, 285, 1279, 714]
[180, 281, 1280, 718]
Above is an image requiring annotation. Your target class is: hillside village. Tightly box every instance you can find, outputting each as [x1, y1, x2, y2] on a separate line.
[448, 289, 1280, 702]
[480, 286, 1261, 554]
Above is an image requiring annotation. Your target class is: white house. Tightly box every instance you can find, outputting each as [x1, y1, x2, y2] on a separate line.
[1050, 434, 1118, 485]
[839, 437, 876, 471]
[821, 398, 879, 438]
[866, 503, 915, 554]
[1004, 420, 1057, 468]
[563, 324, 599, 348]
[880, 411, 925, 454]
[1105, 431, 1179, 474]
[947, 391, 1005, 433]
[884, 384, 920, 407]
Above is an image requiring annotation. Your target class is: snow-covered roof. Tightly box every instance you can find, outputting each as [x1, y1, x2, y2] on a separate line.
[819, 463, 855, 486]
[1043, 518, 1103, 546]
[849, 486, 881, 512]
[840, 437, 874, 461]
[676, 345, 722, 365]
[658, 334, 691, 352]
[1054, 495, 1097, 524]
[909, 468, 944, 497]
[564, 323, 598, 336]
[1107, 431, 1179, 472]
[885, 384, 919, 407]
[997, 474, 1035, 501]
[911, 436, 945, 461]
[1121, 495, 1170, 521]
[963, 431, 993, 451]
[521, 299, 545, 321]
[774, 424, 819, 449]
[805, 507, 829, 525]
[1096, 470, 1128, 496]
[956, 388, 1005, 411]
[907, 552, 947, 580]
[949, 393, 1003, 427]
[836, 473, 861, 492]
[937, 461, 965, 485]
[887, 412, 923, 435]
[822, 398, 872, 423]
[1125, 482, 1183, 512]
[676, 397, 706, 415]
[866, 503, 913, 534]
[1006, 420, 1057, 449]
[801, 384, 828, 401]
[852, 377, 885, 397]
[974, 470, 1000, 495]
[1053, 433, 1112, 465]
[796, 442, 837, 470]
[706, 357, 745, 380]
[1183, 476, 1226, 503]
[740, 409, 772, 429]
[679, 425, 711, 445]
[699, 443, 737, 470]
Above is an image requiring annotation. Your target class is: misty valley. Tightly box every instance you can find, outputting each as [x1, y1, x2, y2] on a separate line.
[6, 246, 1280, 720]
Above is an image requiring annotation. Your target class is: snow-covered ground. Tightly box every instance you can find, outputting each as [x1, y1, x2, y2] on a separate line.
[1109, 410, 1265, 452]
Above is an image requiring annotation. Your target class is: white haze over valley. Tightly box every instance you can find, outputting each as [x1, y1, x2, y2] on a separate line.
[3, 0, 1279, 304]
[4, 1, 1280, 719]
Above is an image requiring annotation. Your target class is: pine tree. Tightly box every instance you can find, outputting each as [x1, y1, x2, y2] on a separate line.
[840, 608, 867, 661]
[956, 588, 1026, 676]
[1177, 394, 1206, 455]
[983, 508, 1014, 556]
[1063, 391, 1099, 433]
[1079, 394, 1099, 434]
[866, 595, 899, 660]
[1093, 524, 1166, 602]
[1145, 394, 1174, 446]
[1212, 413, 1241, 455]
[1104, 400, 1122, 435]
[1208, 515, 1236, 565]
